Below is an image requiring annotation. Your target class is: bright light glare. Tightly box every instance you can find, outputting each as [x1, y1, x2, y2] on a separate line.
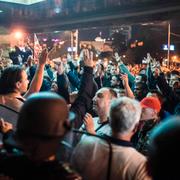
[14, 31, 23, 39]
[172, 56, 177, 60]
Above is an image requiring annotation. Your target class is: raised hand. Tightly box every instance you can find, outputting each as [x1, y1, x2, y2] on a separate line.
[57, 61, 65, 75]
[146, 53, 152, 63]
[83, 113, 95, 134]
[67, 53, 72, 62]
[114, 52, 120, 62]
[0, 118, 13, 133]
[120, 73, 129, 85]
[83, 49, 94, 67]
[39, 48, 48, 65]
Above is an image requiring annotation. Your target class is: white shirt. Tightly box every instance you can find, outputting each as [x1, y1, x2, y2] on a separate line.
[72, 136, 151, 180]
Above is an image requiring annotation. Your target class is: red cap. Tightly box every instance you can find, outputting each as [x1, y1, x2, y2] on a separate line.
[140, 97, 161, 113]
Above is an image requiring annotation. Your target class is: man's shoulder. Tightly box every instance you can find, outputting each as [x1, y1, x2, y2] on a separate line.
[118, 146, 147, 168]
[0, 95, 23, 112]
[77, 135, 104, 151]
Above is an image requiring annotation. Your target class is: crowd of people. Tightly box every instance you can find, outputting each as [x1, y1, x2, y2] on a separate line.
[0, 43, 179, 179]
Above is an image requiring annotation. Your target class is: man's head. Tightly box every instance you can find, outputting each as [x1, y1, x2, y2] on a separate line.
[169, 70, 179, 88]
[50, 81, 58, 92]
[134, 82, 148, 101]
[110, 75, 121, 88]
[169, 72, 180, 95]
[135, 74, 147, 84]
[147, 116, 180, 180]
[93, 88, 117, 116]
[0, 66, 29, 95]
[17, 92, 72, 137]
[110, 97, 142, 136]
[106, 64, 112, 74]
[140, 97, 161, 121]
[7, 92, 74, 161]
[94, 63, 104, 75]
[110, 64, 118, 75]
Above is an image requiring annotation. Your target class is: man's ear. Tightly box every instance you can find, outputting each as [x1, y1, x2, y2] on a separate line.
[15, 81, 21, 89]
[152, 110, 158, 120]
[132, 122, 140, 134]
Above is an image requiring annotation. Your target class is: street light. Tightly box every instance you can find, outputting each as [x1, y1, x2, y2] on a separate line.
[172, 55, 177, 61]
[14, 31, 24, 39]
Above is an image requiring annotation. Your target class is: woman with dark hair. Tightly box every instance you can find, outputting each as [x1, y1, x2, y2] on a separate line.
[0, 49, 48, 112]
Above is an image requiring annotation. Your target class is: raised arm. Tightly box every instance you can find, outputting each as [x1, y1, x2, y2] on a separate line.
[24, 49, 48, 98]
[121, 73, 135, 99]
[116, 54, 135, 86]
[56, 62, 70, 103]
[71, 50, 96, 128]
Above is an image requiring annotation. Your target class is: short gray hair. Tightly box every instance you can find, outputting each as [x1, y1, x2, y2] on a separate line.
[110, 97, 142, 135]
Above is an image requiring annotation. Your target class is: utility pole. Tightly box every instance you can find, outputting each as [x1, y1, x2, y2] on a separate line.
[71, 29, 78, 58]
[167, 23, 171, 67]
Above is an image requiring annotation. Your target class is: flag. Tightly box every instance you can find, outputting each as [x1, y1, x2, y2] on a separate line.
[33, 33, 42, 61]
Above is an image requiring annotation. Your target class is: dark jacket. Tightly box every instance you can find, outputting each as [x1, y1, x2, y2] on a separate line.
[71, 66, 96, 129]
[0, 151, 81, 180]
[156, 74, 180, 114]
[57, 66, 96, 129]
